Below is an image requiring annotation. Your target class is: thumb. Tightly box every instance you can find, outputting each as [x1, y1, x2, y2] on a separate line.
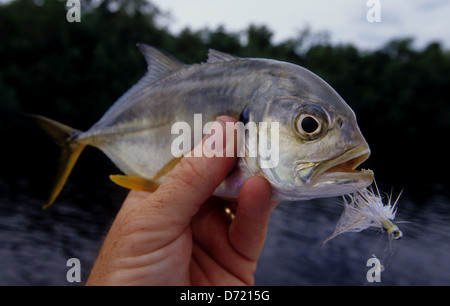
[145, 115, 238, 222]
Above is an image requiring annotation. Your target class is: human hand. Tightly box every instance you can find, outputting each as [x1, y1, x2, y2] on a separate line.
[86, 116, 278, 285]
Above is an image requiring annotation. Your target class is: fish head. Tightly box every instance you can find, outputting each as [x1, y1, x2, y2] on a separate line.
[250, 63, 374, 200]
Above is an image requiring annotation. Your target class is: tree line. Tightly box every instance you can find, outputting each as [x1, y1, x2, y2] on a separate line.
[1, 0, 449, 196]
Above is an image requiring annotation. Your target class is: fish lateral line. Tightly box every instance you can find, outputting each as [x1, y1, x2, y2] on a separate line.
[25, 44, 376, 208]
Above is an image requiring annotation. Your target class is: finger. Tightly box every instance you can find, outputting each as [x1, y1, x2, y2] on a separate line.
[144, 115, 238, 222]
[228, 176, 277, 261]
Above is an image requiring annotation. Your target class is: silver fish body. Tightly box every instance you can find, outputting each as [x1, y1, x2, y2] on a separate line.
[31, 44, 373, 207]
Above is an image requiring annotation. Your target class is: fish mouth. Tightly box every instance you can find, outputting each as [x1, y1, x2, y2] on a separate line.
[315, 144, 373, 185]
[322, 147, 371, 175]
[296, 144, 373, 186]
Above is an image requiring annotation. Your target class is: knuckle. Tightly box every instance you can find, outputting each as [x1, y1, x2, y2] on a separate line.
[171, 157, 207, 189]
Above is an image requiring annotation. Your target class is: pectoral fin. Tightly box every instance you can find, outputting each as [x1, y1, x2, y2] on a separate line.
[109, 175, 160, 192]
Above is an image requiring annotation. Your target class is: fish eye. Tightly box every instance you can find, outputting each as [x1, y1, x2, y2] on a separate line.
[293, 107, 328, 140]
[301, 116, 319, 134]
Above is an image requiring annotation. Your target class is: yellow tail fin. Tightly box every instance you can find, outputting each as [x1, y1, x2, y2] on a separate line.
[26, 114, 86, 209]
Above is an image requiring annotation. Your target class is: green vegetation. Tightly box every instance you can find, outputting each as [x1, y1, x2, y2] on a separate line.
[1, 0, 449, 196]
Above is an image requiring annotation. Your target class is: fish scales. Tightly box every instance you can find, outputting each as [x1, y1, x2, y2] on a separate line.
[28, 45, 373, 208]
[83, 60, 287, 179]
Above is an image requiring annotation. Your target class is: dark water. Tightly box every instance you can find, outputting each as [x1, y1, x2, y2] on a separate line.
[256, 191, 450, 285]
[1, 175, 449, 286]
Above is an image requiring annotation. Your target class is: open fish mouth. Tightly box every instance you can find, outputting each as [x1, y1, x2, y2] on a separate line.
[322, 148, 371, 175]
[296, 144, 373, 186]
[315, 144, 373, 185]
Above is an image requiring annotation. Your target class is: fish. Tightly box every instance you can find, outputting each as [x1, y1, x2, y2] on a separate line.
[28, 43, 374, 208]
[324, 182, 403, 243]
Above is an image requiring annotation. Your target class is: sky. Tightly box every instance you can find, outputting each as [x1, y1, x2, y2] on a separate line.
[150, 0, 450, 51]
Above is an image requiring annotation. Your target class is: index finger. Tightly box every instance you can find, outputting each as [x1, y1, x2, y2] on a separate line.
[228, 176, 278, 261]
[143, 116, 238, 222]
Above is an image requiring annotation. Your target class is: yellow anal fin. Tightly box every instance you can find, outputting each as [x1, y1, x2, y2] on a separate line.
[153, 156, 182, 181]
[110, 175, 160, 192]
[110, 157, 182, 192]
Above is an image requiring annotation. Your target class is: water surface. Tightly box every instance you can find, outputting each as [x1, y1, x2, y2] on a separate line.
[1, 176, 449, 285]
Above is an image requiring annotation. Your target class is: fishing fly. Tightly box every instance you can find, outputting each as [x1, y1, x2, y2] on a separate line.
[324, 181, 403, 244]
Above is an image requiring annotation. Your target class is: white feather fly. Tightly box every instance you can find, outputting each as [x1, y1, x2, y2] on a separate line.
[324, 182, 403, 244]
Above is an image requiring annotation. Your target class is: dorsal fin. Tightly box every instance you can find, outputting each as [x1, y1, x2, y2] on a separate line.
[137, 43, 185, 83]
[93, 45, 186, 123]
[207, 49, 240, 64]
